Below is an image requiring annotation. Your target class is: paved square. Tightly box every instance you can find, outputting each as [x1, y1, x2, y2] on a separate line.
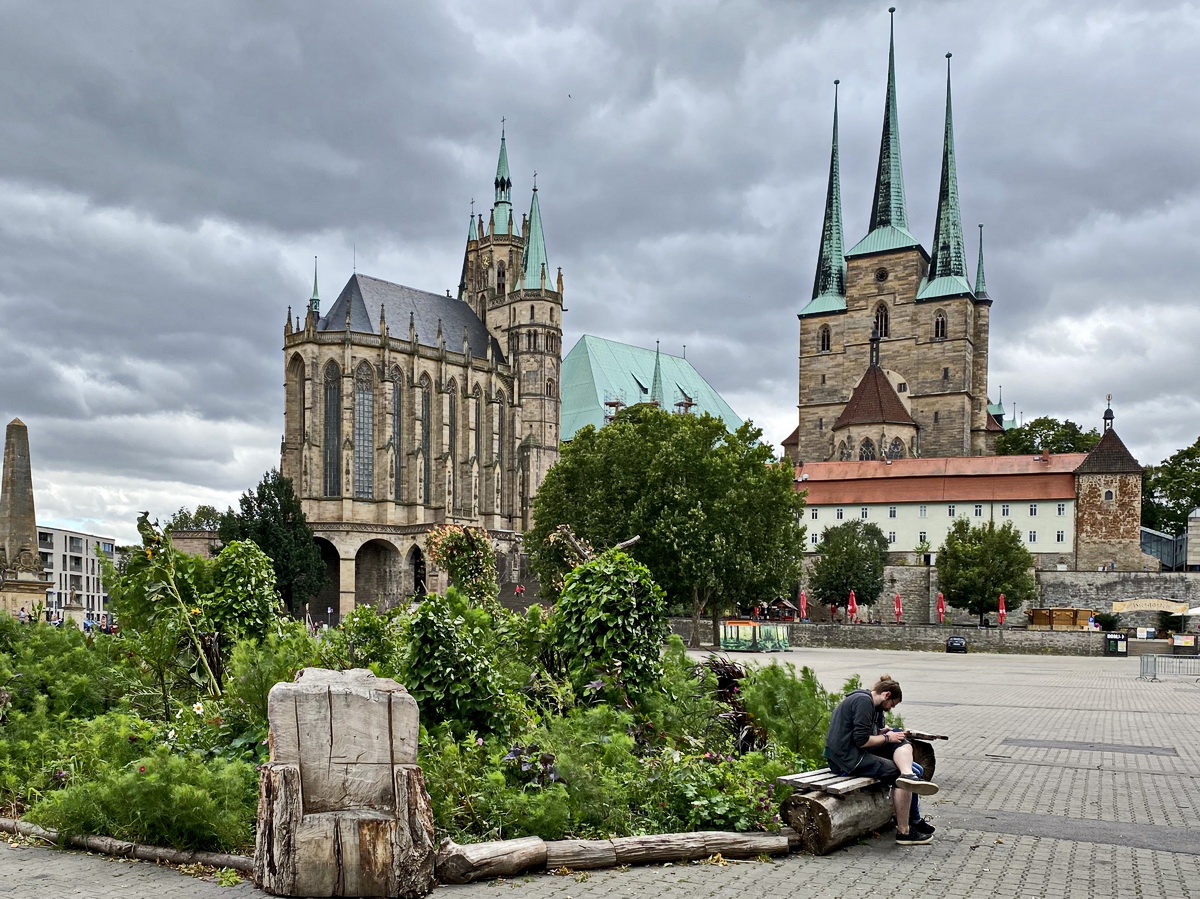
[3, 647, 1198, 898]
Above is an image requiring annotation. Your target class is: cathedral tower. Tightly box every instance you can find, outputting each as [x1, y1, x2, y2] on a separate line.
[793, 11, 996, 463]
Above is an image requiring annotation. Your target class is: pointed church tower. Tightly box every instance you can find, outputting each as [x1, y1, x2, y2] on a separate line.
[461, 125, 526, 322]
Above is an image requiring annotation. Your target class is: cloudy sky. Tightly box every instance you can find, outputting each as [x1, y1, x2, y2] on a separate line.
[1, 0, 1197, 544]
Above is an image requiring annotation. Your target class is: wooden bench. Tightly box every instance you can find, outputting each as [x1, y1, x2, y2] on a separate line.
[777, 732, 946, 854]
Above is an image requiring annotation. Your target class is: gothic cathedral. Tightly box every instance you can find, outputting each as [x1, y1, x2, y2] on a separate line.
[787, 13, 1003, 465]
[281, 130, 562, 617]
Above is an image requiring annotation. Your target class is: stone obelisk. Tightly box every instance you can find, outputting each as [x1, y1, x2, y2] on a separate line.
[0, 419, 53, 616]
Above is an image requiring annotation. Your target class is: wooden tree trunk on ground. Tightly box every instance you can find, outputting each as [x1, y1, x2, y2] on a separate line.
[436, 837, 548, 884]
[781, 787, 894, 855]
[544, 831, 789, 871]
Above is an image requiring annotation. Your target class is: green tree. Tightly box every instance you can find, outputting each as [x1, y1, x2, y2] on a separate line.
[1142, 436, 1200, 536]
[528, 407, 806, 646]
[996, 416, 1100, 456]
[164, 504, 228, 531]
[808, 520, 888, 614]
[936, 518, 1036, 626]
[219, 469, 326, 618]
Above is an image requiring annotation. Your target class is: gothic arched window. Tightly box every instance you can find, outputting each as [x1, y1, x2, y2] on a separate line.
[874, 304, 890, 339]
[497, 261, 506, 296]
[353, 362, 374, 498]
[391, 366, 404, 501]
[472, 385, 483, 462]
[837, 440, 851, 461]
[417, 375, 432, 504]
[887, 437, 905, 460]
[933, 310, 947, 340]
[322, 361, 341, 497]
[859, 438, 877, 461]
[546, 378, 556, 397]
[819, 325, 831, 353]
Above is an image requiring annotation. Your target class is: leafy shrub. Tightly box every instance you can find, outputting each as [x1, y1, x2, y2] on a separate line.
[639, 749, 796, 833]
[426, 525, 499, 606]
[223, 620, 320, 724]
[316, 604, 406, 675]
[552, 549, 666, 696]
[28, 746, 256, 852]
[738, 662, 842, 760]
[202, 540, 283, 644]
[403, 592, 508, 738]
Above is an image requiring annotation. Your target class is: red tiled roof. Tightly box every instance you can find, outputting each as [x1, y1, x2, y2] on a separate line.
[794, 453, 1087, 504]
[832, 366, 916, 430]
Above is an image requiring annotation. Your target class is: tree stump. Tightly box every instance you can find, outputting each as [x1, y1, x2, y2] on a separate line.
[436, 837, 548, 884]
[254, 668, 436, 898]
[781, 787, 894, 855]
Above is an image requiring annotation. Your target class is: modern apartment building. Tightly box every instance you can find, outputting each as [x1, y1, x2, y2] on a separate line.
[37, 527, 115, 620]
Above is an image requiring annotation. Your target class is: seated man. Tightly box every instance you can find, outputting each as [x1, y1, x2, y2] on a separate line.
[824, 674, 939, 845]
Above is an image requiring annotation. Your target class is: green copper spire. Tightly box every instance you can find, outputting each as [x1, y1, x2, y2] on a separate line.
[917, 53, 973, 301]
[491, 120, 513, 235]
[309, 256, 319, 314]
[521, 177, 551, 290]
[457, 202, 477, 301]
[800, 82, 847, 317]
[468, 198, 478, 241]
[974, 222, 990, 301]
[651, 340, 665, 406]
[848, 8, 920, 257]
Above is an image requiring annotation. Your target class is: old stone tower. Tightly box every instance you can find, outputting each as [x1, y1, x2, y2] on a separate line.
[1073, 406, 1145, 571]
[281, 130, 562, 618]
[788, 12, 1001, 465]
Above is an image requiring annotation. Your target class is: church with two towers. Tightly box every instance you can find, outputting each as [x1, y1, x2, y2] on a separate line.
[784, 12, 1003, 466]
[281, 131, 561, 616]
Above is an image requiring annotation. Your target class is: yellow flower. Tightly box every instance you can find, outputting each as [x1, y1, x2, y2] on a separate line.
[191, 608, 201, 615]
[146, 549, 153, 559]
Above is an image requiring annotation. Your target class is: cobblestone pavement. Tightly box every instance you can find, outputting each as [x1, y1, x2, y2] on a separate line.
[3, 647, 1199, 898]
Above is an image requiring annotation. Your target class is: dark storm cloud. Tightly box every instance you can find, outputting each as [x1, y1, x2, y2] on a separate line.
[0, 0, 1195, 542]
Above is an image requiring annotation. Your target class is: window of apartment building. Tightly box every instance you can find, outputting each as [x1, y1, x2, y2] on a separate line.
[1056, 531, 1065, 543]
[947, 504, 956, 517]
[1001, 503, 1010, 517]
[860, 507, 868, 519]
[810, 534, 819, 545]
[889, 506, 897, 518]
[1029, 503, 1038, 516]
[919, 531, 927, 544]
[101, 542, 114, 554]
[69, 556, 82, 573]
[888, 531, 897, 544]
[1028, 531, 1037, 543]
[836, 508, 844, 520]
[38, 531, 53, 549]
[811, 508, 819, 520]
[974, 503, 983, 517]
[1057, 503, 1066, 516]
[39, 552, 51, 569]
[68, 536, 83, 553]
[919, 505, 927, 518]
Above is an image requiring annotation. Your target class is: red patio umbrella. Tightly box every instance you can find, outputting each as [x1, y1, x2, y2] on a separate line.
[799, 590, 808, 620]
[998, 593, 1007, 625]
[936, 592, 946, 624]
[847, 590, 858, 622]
[894, 592, 903, 623]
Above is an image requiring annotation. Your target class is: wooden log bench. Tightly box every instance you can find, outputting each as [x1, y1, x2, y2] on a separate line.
[777, 731, 946, 855]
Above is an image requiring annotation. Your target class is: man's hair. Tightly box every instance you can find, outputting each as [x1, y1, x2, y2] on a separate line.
[873, 675, 902, 702]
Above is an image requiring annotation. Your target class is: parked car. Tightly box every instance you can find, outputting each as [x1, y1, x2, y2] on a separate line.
[945, 635, 968, 654]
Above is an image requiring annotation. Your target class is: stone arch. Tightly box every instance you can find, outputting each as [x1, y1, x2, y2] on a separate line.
[354, 539, 403, 611]
[407, 544, 427, 599]
[286, 353, 306, 447]
[837, 440, 851, 461]
[312, 537, 341, 627]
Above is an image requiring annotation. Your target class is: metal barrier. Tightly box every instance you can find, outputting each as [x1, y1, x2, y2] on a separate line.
[1137, 655, 1200, 682]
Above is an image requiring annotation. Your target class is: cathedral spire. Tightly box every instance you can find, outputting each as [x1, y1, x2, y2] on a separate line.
[848, 8, 920, 258]
[974, 222, 990, 301]
[651, 341, 665, 407]
[800, 81, 846, 316]
[492, 121, 514, 235]
[521, 176, 551, 290]
[917, 53, 973, 301]
[309, 256, 320, 314]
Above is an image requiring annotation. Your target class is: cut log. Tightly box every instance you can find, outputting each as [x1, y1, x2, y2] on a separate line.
[544, 839, 617, 870]
[697, 831, 790, 858]
[436, 837, 547, 884]
[910, 739, 937, 781]
[610, 833, 709, 865]
[781, 787, 894, 855]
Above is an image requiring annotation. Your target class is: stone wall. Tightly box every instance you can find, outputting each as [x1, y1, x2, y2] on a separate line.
[1036, 571, 1200, 629]
[668, 618, 1106, 656]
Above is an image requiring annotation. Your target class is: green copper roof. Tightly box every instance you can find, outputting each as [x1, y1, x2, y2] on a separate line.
[974, 222, 990, 301]
[491, 127, 513, 236]
[798, 294, 850, 318]
[849, 9, 920, 259]
[521, 184, 550, 290]
[808, 82, 846, 313]
[467, 206, 477, 241]
[561, 335, 743, 440]
[918, 54, 973, 302]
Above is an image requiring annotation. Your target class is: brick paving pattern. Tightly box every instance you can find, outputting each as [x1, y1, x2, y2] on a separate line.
[3, 647, 1199, 897]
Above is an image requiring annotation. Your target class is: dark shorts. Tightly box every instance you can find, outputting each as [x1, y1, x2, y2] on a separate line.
[832, 742, 907, 783]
